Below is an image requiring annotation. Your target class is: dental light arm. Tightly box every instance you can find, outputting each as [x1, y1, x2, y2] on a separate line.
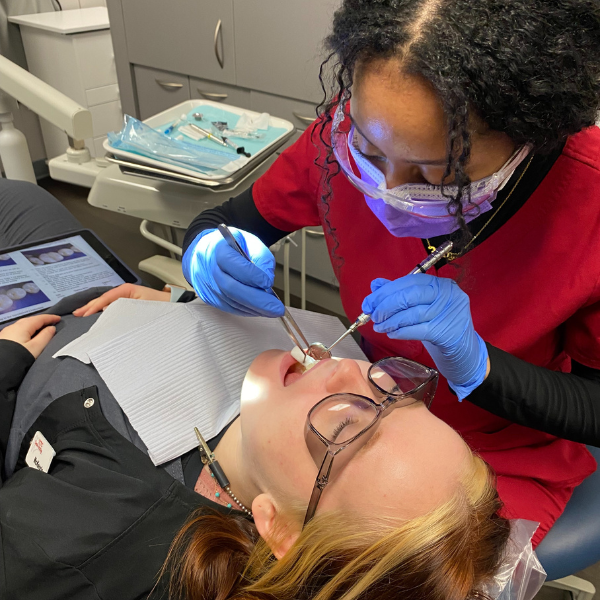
[0, 54, 93, 182]
[0, 54, 93, 141]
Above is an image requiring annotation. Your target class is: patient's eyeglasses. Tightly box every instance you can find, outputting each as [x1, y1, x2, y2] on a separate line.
[303, 357, 438, 526]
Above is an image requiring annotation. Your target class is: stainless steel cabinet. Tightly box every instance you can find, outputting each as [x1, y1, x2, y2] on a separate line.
[134, 65, 191, 120]
[122, 0, 236, 84]
[233, 0, 340, 103]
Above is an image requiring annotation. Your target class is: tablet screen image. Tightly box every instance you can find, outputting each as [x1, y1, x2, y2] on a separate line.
[0, 281, 50, 315]
[0, 231, 139, 326]
[22, 243, 87, 266]
[0, 254, 17, 267]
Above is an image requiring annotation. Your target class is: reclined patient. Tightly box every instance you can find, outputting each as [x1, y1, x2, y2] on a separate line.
[0, 179, 586, 600]
[0, 295, 508, 599]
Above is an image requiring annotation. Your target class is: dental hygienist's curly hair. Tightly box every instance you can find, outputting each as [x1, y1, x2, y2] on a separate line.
[314, 0, 600, 250]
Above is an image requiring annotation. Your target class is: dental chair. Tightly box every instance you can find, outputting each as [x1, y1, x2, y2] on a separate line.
[536, 445, 600, 600]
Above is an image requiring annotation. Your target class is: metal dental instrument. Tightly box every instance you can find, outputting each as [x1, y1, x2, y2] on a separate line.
[222, 135, 251, 158]
[194, 427, 230, 488]
[217, 224, 310, 357]
[188, 123, 230, 148]
[307, 241, 454, 360]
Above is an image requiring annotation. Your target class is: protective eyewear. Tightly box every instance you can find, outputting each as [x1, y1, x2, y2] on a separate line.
[331, 99, 531, 217]
[303, 356, 438, 525]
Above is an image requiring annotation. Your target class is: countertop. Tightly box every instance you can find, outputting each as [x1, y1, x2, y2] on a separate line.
[8, 7, 109, 35]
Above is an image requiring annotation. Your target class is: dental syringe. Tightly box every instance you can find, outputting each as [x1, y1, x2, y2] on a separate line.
[307, 241, 453, 359]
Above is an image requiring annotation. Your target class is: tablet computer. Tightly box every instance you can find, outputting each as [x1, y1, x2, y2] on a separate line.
[0, 229, 140, 326]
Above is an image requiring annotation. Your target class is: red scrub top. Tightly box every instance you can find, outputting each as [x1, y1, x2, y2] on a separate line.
[254, 121, 600, 546]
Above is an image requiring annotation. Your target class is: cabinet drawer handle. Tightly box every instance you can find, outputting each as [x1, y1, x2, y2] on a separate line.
[305, 228, 325, 237]
[198, 89, 228, 101]
[293, 111, 316, 124]
[156, 80, 183, 90]
[214, 19, 225, 69]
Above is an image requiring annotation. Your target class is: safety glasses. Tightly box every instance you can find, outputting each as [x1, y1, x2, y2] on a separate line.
[303, 357, 438, 526]
[330, 98, 531, 217]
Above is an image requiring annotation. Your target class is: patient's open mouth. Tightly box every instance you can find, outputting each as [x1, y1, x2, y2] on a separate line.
[284, 360, 307, 386]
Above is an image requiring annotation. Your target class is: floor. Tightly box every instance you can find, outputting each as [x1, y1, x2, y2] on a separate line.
[43, 178, 600, 600]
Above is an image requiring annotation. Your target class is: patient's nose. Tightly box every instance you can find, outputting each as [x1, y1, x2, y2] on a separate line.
[325, 359, 372, 396]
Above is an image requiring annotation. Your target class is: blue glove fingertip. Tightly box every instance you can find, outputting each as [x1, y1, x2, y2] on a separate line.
[267, 301, 286, 318]
[370, 278, 390, 292]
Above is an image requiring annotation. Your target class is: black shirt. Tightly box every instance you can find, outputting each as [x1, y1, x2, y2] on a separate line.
[0, 339, 242, 599]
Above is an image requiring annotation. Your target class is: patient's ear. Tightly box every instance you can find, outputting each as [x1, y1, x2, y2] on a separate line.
[252, 493, 300, 559]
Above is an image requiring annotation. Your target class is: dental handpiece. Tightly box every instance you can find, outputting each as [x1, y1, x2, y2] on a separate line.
[312, 241, 453, 357]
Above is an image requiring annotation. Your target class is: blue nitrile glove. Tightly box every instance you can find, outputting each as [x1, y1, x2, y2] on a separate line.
[362, 274, 488, 400]
[182, 228, 285, 317]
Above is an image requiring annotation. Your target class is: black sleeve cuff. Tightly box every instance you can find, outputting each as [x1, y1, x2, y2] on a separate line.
[183, 184, 292, 255]
[0, 340, 35, 391]
[466, 342, 600, 446]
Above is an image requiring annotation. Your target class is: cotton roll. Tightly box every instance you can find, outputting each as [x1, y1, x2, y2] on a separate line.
[291, 346, 318, 369]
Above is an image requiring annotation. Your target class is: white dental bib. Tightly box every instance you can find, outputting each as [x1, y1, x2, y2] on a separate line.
[55, 299, 365, 465]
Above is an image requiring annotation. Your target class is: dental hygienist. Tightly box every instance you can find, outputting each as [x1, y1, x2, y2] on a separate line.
[183, 0, 600, 529]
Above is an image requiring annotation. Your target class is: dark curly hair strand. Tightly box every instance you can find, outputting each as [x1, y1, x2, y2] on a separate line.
[313, 0, 600, 253]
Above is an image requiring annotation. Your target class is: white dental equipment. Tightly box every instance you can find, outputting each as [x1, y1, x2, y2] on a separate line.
[0, 54, 93, 184]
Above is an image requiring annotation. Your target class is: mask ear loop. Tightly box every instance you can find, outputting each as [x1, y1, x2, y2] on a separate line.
[494, 144, 533, 191]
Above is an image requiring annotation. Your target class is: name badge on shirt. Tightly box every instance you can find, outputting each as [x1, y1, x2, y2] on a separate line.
[25, 431, 56, 473]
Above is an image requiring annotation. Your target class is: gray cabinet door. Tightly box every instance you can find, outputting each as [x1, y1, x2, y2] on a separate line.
[250, 91, 317, 131]
[189, 77, 251, 110]
[234, 0, 340, 103]
[122, 0, 235, 84]
[134, 65, 190, 120]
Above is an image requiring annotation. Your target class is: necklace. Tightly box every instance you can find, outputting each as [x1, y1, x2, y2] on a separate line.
[194, 427, 252, 517]
[426, 155, 533, 261]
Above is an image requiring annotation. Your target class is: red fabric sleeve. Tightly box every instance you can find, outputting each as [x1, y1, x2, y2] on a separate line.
[565, 272, 600, 369]
[253, 123, 324, 232]
[563, 130, 600, 370]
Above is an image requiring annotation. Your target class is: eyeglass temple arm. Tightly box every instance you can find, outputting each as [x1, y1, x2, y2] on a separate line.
[303, 452, 335, 526]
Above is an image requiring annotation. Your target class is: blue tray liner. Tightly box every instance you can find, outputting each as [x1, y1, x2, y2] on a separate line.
[108, 107, 288, 176]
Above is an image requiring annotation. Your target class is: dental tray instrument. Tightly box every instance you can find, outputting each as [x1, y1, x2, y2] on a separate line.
[217, 224, 311, 357]
[306, 241, 454, 360]
[190, 124, 230, 149]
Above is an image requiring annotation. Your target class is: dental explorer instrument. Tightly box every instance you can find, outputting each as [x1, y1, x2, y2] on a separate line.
[306, 240, 454, 360]
[217, 224, 310, 357]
